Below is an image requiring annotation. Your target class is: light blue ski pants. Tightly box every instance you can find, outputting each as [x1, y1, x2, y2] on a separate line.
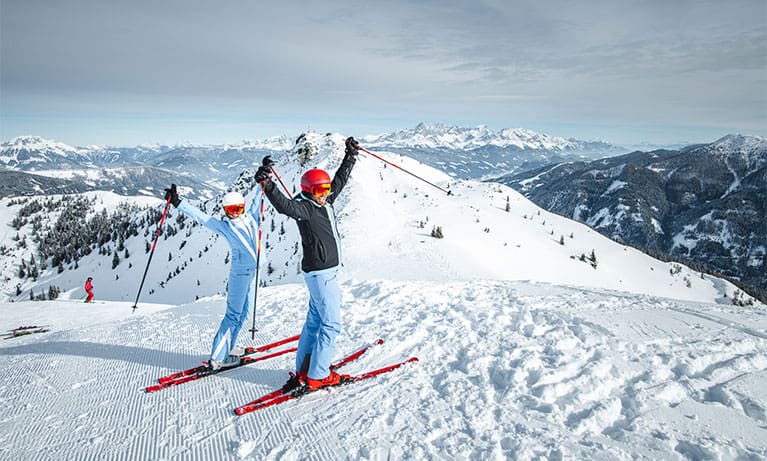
[295, 269, 342, 380]
[210, 270, 254, 362]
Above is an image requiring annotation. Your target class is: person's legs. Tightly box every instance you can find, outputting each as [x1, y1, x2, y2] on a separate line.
[230, 274, 255, 344]
[210, 272, 251, 362]
[303, 271, 341, 380]
[295, 296, 321, 373]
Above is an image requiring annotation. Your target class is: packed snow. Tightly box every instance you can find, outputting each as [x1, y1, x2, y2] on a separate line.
[2, 282, 766, 460]
[1, 133, 765, 460]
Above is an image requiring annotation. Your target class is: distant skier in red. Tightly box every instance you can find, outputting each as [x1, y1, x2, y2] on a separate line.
[84, 277, 94, 303]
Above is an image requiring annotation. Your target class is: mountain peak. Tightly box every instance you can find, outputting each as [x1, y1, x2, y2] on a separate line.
[361, 123, 616, 153]
[711, 133, 766, 151]
[7, 135, 46, 144]
[2, 135, 77, 151]
[1, 136, 84, 168]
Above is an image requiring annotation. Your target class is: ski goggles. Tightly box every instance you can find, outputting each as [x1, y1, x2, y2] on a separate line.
[310, 183, 332, 197]
[223, 203, 245, 217]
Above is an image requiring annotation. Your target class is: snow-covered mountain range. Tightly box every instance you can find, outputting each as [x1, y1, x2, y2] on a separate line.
[363, 122, 616, 152]
[0, 125, 624, 199]
[1, 133, 765, 459]
[361, 123, 625, 179]
[1, 132, 757, 305]
[0, 135, 294, 170]
[0, 135, 294, 198]
[500, 134, 767, 298]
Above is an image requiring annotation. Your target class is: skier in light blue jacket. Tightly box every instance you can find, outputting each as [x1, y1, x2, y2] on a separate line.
[164, 184, 261, 370]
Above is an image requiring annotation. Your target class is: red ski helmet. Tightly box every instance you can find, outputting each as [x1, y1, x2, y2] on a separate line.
[301, 169, 331, 195]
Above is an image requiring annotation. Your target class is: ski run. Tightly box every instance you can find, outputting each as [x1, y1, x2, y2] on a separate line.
[1, 279, 766, 460]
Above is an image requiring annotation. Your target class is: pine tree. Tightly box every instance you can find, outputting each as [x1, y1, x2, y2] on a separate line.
[589, 250, 598, 269]
[112, 251, 120, 269]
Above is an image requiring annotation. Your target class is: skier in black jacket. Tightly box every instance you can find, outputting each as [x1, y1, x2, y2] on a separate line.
[255, 136, 359, 390]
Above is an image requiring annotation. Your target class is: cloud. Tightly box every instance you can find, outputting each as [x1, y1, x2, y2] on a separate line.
[1, 0, 765, 145]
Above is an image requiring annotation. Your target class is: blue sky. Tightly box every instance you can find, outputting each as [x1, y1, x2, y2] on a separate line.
[1, 0, 765, 147]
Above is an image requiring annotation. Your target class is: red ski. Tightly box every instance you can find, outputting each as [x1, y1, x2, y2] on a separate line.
[229, 339, 384, 414]
[234, 353, 417, 416]
[156, 334, 299, 384]
[145, 334, 300, 393]
[233, 339, 384, 415]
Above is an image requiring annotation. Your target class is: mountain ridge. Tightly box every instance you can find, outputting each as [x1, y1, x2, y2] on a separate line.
[1, 132, 758, 308]
[500, 134, 767, 296]
[362, 122, 621, 153]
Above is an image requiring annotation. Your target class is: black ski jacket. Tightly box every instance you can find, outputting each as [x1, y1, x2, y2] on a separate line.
[263, 153, 357, 273]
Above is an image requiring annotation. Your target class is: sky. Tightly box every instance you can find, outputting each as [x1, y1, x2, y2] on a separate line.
[1, 0, 766, 147]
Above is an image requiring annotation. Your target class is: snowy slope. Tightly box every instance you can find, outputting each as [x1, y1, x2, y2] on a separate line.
[1, 132, 757, 305]
[137, 133, 750, 305]
[2, 132, 766, 460]
[1, 282, 766, 460]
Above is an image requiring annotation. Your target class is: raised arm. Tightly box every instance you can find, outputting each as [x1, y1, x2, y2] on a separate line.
[328, 137, 359, 203]
[164, 184, 228, 234]
[261, 180, 314, 221]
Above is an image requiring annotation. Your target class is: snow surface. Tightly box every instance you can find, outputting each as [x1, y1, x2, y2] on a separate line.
[1, 282, 766, 460]
[2, 133, 766, 459]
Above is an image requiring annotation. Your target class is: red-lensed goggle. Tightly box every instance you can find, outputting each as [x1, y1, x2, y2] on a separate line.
[310, 184, 331, 197]
[223, 203, 245, 217]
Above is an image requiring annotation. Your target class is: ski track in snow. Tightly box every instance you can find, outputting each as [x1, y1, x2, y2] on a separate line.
[1, 281, 766, 460]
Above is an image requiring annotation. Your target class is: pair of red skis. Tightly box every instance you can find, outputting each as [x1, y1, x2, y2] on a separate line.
[146, 335, 418, 416]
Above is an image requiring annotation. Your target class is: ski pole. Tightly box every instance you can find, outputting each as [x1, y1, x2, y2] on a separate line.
[248, 184, 267, 338]
[131, 196, 172, 311]
[357, 146, 453, 196]
[262, 155, 291, 196]
[248, 156, 292, 336]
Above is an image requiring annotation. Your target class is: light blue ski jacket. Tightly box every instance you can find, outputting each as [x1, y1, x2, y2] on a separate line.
[177, 195, 262, 273]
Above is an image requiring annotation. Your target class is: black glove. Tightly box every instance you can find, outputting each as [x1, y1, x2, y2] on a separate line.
[345, 136, 359, 157]
[164, 184, 181, 207]
[255, 168, 272, 185]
